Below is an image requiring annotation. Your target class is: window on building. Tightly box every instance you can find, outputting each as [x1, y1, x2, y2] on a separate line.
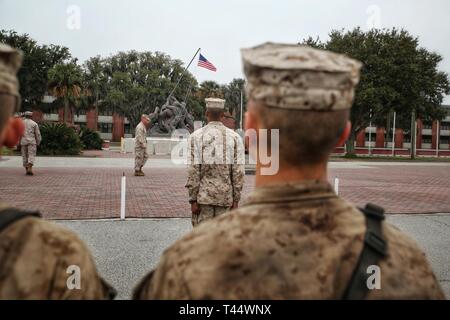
[422, 121, 432, 129]
[440, 137, 449, 144]
[44, 108, 59, 115]
[422, 135, 432, 144]
[124, 123, 131, 134]
[99, 123, 113, 133]
[99, 110, 113, 116]
[441, 122, 450, 130]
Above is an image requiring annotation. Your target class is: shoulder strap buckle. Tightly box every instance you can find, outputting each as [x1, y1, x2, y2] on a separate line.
[361, 203, 385, 221]
[365, 230, 387, 256]
[0, 208, 41, 233]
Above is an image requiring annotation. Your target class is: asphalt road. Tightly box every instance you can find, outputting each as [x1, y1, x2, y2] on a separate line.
[58, 214, 450, 300]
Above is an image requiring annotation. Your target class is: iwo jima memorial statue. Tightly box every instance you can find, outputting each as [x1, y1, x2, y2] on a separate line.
[148, 48, 204, 136]
[149, 94, 195, 135]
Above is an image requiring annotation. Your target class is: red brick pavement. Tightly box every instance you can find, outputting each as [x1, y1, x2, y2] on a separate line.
[0, 165, 448, 219]
[333, 166, 450, 214]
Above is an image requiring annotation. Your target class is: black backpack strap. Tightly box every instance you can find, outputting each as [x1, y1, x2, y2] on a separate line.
[0, 207, 41, 233]
[342, 203, 388, 300]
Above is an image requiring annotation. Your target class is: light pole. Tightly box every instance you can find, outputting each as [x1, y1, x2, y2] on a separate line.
[240, 90, 243, 130]
[391, 111, 396, 157]
[436, 120, 440, 157]
[411, 110, 417, 159]
[368, 108, 373, 156]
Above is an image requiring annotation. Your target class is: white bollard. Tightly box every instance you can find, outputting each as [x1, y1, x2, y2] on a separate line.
[120, 172, 126, 220]
[334, 177, 339, 195]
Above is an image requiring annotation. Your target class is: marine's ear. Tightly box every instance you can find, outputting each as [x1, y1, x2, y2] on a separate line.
[2, 117, 24, 148]
[336, 121, 351, 147]
[244, 99, 259, 132]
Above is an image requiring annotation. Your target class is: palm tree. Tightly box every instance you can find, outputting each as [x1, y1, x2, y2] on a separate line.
[83, 56, 107, 127]
[198, 81, 223, 100]
[224, 78, 246, 120]
[47, 61, 84, 124]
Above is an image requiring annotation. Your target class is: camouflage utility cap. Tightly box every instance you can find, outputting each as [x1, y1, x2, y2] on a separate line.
[0, 43, 22, 102]
[241, 42, 362, 111]
[205, 98, 225, 110]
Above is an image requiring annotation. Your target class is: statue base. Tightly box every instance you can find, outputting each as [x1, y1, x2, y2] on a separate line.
[123, 136, 187, 155]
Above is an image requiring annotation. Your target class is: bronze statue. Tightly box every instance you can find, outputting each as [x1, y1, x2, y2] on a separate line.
[150, 96, 195, 134]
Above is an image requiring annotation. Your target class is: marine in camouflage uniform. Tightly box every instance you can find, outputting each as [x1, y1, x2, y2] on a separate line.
[0, 43, 115, 300]
[134, 114, 150, 176]
[185, 98, 245, 227]
[133, 43, 445, 300]
[20, 111, 41, 175]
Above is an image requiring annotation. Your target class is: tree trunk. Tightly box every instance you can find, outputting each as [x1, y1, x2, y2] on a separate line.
[64, 99, 69, 124]
[410, 110, 416, 159]
[94, 95, 99, 131]
[70, 107, 75, 125]
[385, 112, 391, 148]
[345, 130, 356, 155]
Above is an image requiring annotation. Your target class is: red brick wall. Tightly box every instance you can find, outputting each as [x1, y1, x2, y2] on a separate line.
[32, 110, 44, 123]
[356, 129, 365, 147]
[58, 107, 73, 124]
[431, 120, 438, 149]
[112, 113, 124, 142]
[222, 112, 236, 130]
[416, 119, 423, 149]
[86, 109, 98, 130]
[395, 128, 404, 148]
[375, 127, 385, 148]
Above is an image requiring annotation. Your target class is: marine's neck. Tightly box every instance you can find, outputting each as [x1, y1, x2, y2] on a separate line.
[254, 161, 328, 187]
[207, 120, 222, 125]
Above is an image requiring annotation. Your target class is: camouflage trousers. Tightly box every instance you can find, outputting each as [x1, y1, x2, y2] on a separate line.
[192, 205, 231, 227]
[135, 147, 149, 171]
[21, 144, 37, 167]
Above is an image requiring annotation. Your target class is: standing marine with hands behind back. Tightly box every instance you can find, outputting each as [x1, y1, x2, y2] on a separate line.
[185, 97, 245, 227]
[20, 110, 41, 175]
[134, 114, 151, 176]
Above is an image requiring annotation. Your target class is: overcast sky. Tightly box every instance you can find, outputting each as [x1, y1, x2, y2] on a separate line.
[1, 0, 450, 103]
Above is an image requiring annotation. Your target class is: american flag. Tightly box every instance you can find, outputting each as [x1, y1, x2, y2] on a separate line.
[197, 53, 217, 72]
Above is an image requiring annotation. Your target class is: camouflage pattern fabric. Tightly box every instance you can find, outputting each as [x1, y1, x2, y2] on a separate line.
[20, 118, 41, 145]
[134, 122, 148, 171]
[191, 204, 231, 227]
[185, 121, 245, 207]
[0, 203, 114, 299]
[133, 181, 445, 300]
[135, 148, 149, 171]
[21, 144, 37, 167]
[241, 42, 362, 111]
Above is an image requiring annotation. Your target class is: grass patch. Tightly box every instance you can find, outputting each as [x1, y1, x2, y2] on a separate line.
[331, 154, 450, 162]
[1, 147, 14, 156]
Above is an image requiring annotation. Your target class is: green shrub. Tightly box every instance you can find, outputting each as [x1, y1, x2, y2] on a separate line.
[1, 146, 13, 156]
[343, 152, 359, 159]
[39, 123, 83, 155]
[79, 127, 103, 150]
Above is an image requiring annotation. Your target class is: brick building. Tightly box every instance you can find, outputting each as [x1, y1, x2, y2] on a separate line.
[31, 107, 131, 142]
[334, 105, 450, 156]
[31, 105, 238, 142]
[32, 100, 449, 156]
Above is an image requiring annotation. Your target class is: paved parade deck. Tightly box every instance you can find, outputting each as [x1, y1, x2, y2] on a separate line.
[1, 154, 449, 299]
[58, 215, 450, 299]
[0, 155, 449, 219]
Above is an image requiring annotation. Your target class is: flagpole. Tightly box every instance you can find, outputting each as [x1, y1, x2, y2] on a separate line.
[168, 47, 201, 100]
